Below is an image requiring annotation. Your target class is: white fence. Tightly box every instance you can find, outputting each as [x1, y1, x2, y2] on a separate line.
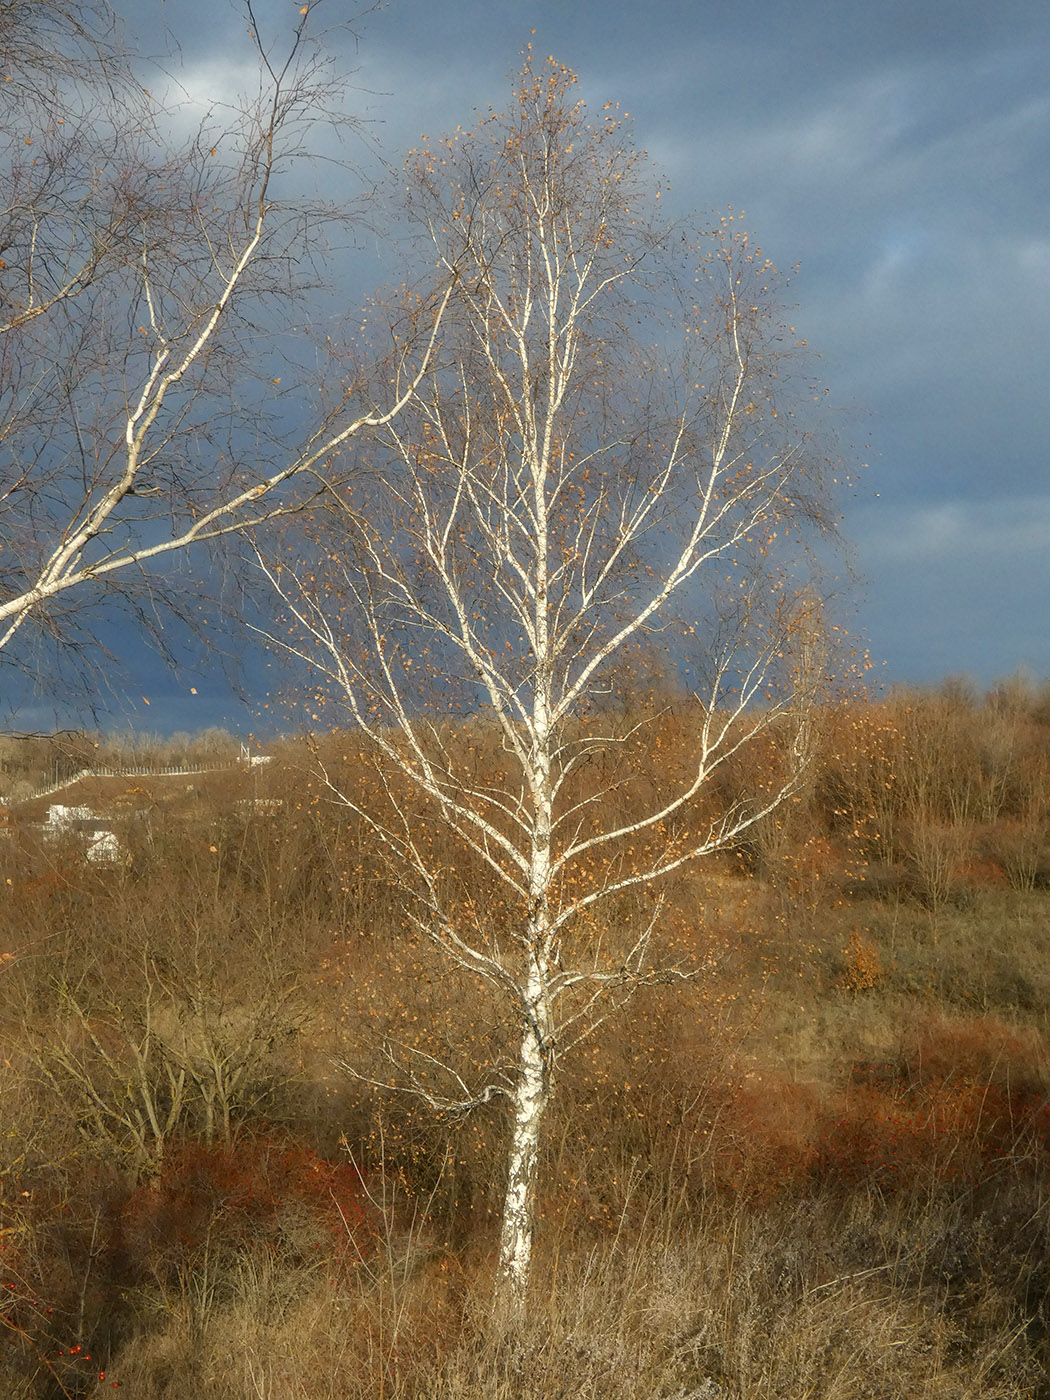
[18, 760, 243, 805]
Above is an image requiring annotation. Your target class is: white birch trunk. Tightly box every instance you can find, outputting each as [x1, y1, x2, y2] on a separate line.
[495, 996, 550, 1320]
[497, 685, 554, 1317]
[493, 311, 558, 1319]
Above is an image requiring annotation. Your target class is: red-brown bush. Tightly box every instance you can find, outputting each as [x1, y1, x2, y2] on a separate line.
[120, 1136, 378, 1286]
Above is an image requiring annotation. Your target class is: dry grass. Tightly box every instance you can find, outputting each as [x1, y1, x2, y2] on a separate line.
[94, 1188, 1047, 1398]
[3, 688, 1050, 1396]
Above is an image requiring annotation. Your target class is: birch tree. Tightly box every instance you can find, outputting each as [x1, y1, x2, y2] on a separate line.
[0, 0, 448, 690]
[260, 54, 842, 1321]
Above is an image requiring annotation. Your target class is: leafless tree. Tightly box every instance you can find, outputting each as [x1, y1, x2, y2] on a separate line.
[0, 0, 450, 694]
[258, 54, 843, 1321]
[31, 955, 304, 1170]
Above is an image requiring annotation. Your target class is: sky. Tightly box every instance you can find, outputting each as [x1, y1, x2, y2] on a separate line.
[17, 0, 1050, 733]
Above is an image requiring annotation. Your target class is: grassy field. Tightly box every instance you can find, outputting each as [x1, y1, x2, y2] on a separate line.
[1, 682, 1050, 1397]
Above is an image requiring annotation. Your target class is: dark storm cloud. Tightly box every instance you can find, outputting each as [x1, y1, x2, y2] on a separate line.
[108, 0, 1050, 729]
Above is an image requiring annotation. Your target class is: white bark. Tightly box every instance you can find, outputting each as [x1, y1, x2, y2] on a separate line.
[496, 994, 551, 1317]
[0, 4, 452, 673]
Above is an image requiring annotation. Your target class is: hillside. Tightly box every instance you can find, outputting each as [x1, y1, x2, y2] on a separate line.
[0, 686, 1048, 1397]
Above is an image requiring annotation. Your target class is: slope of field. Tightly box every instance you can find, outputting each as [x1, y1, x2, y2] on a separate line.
[0, 688, 1048, 1397]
